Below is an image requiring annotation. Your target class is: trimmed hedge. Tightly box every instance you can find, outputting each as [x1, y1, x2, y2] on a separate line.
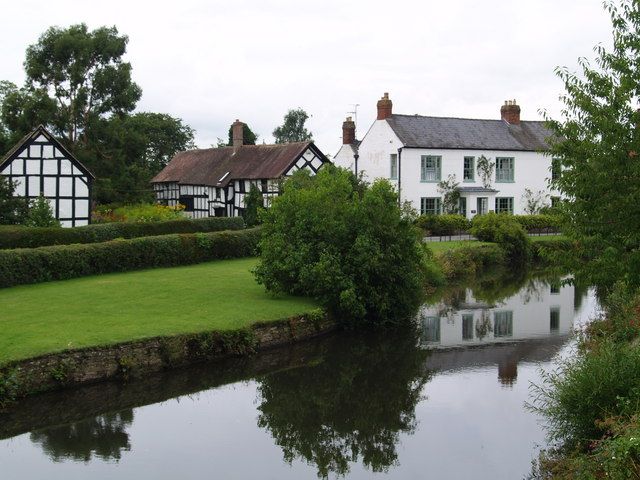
[416, 214, 471, 236]
[513, 214, 561, 233]
[0, 216, 245, 250]
[0, 227, 261, 288]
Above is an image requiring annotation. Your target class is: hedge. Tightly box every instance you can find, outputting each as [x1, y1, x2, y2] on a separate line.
[415, 214, 471, 236]
[417, 213, 559, 237]
[0, 217, 245, 250]
[0, 227, 262, 288]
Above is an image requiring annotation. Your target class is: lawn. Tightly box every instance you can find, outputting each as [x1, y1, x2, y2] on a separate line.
[0, 258, 318, 366]
[425, 240, 492, 253]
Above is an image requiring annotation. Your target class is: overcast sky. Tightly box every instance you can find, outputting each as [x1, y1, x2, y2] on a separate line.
[1, 0, 613, 155]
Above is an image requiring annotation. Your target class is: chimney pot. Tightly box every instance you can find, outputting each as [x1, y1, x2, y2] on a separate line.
[342, 116, 356, 145]
[377, 92, 393, 120]
[500, 99, 521, 125]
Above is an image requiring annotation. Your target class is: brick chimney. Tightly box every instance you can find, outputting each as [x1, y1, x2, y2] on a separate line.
[501, 99, 521, 125]
[342, 116, 356, 144]
[376, 92, 393, 120]
[232, 119, 244, 151]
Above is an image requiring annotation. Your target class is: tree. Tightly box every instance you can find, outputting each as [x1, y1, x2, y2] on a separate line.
[243, 184, 263, 227]
[254, 165, 426, 327]
[272, 108, 313, 144]
[227, 123, 257, 146]
[521, 188, 549, 215]
[545, 0, 640, 290]
[25, 194, 60, 227]
[0, 177, 30, 225]
[476, 155, 495, 189]
[23, 24, 141, 145]
[437, 174, 460, 214]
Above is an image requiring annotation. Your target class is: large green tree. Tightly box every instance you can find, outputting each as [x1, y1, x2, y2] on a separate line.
[23, 24, 141, 145]
[254, 165, 426, 327]
[0, 24, 195, 205]
[272, 108, 313, 144]
[546, 0, 640, 290]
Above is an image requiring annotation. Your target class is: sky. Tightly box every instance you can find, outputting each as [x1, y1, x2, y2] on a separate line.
[1, 0, 614, 155]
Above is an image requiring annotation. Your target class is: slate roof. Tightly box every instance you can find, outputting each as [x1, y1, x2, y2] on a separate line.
[151, 142, 319, 187]
[386, 115, 552, 151]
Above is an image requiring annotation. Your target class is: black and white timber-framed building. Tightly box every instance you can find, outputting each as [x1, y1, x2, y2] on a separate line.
[151, 120, 329, 218]
[0, 125, 94, 227]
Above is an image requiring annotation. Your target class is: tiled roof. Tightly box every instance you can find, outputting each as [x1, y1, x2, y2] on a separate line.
[151, 142, 318, 186]
[386, 115, 552, 151]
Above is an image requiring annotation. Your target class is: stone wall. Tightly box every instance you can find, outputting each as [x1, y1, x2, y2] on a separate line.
[0, 312, 337, 405]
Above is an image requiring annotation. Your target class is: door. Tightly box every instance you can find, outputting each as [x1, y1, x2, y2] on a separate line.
[477, 197, 488, 215]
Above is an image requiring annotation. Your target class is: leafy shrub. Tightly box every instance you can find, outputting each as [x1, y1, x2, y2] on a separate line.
[25, 195, 60, 228]
[513, 214, 561, 233]
[0, 227, 261, 288]
[254, 166, 426, 328]
[433, 243, 506, 280]
[0, 216, 245, 249]
[92, 203, 186, 223]
[415, 214, 471, 236]
[470, 213, 531, 263]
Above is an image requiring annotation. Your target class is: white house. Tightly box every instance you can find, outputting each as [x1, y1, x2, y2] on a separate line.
[0, 125, 94, 227]
[334, 93, 560, 217]
[151, 120, 329, 218]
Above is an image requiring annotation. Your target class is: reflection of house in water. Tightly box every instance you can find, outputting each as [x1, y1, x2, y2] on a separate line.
[419, 279, 576, 386]
[419, 279, 574, 348]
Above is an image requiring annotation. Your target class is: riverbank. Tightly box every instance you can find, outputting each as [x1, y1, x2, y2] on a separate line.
[531, 288, 640, 478]
[0, 235, 570, 407]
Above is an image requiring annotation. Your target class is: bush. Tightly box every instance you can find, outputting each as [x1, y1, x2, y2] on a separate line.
[0, 216, 245, 249]
[470, 213, 531, 263]
[0, 227, 261, 288]
[415, 214, 471, 236]
[513, 214, 561, 233]
[254, 166, 426, 328]
[92, 203, 186, 223]
[433, 243, 506, 280]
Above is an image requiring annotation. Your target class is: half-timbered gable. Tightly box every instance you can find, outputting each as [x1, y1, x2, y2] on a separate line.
[151, 121, 329, 218]
[0, 125, 94, 227]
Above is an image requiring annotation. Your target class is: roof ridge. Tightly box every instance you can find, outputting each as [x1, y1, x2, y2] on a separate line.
[390, 113, 546, 123]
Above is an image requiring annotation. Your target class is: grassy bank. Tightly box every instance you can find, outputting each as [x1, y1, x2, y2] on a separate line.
[530, 287, 640, 478]
[0, 257, 318, 367]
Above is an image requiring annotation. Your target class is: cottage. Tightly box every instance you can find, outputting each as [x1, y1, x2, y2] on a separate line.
[151, 120, 329, 218]
[0, 125, 94, 227]
[334, 93, 559, 217]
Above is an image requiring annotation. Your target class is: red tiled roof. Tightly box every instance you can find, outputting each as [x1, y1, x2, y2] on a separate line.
[151, 142, 314, 186]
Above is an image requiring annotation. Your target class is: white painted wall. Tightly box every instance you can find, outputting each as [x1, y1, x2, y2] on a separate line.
[419, 279, 575, 348]
[333, 144, 357, 171]
[352, 119, 560, 217]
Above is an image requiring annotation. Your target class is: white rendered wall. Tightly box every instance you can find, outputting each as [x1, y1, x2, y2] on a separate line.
[354, 119, 560, 217]
[419, 279, 575, 348]
[333, 144, 357, 171]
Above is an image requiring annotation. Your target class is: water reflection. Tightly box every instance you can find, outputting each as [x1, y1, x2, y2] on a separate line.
[0, 270, 593, 479]
[29, 410, 133, 462]
[256, 330, 431, 478]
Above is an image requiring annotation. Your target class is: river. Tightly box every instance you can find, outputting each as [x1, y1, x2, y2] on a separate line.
[0, 271, 599, 479]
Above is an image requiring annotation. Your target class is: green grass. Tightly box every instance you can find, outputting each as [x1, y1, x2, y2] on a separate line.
[0, 258, 318, 366]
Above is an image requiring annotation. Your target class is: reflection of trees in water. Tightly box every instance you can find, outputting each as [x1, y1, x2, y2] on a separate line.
[30, 410, 133, 462]
[256, 330, 431, 478]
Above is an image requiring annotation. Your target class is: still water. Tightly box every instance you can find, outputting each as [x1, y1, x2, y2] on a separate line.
[0, 273, 599, 479]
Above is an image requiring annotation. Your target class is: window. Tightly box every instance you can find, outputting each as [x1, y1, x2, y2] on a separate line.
[390, 154, 398, 180]
[550, 282, 560, 295]
[494, 311, 513, 337]
[421, 316, 441, 343]
[463, 156, 475, 181]
[421, 155, 441, 182]
[495, 197, 514, 214]
[420, 197, 441, 215]
[496, 157, 514, 182]
[462, 314, 474, 340]
[550, 307, 560, 332]
[459, 197, 467, 218]
[178, 196, 194, 211]
[551, 158, 561, 181]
